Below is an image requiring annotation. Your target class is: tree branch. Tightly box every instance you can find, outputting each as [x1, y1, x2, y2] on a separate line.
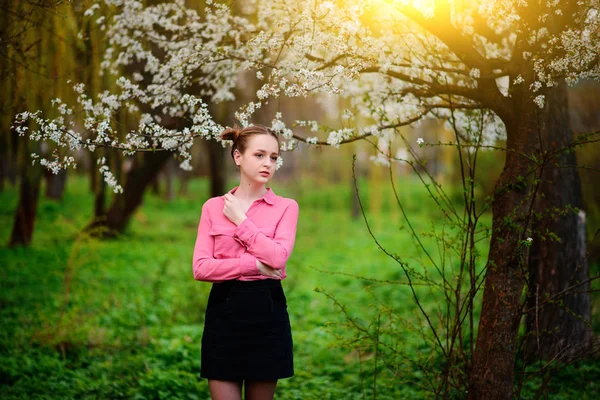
[292, 109, 430, 146]
[392, 0, 512, 116]
[397, 1, 489, 71]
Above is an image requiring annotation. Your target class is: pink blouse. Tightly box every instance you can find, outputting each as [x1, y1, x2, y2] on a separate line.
[192, 186, 299, 283]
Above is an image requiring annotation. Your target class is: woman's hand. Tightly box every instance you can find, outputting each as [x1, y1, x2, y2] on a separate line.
[256, 259, 282, 279]
[223, 193, 247, 226]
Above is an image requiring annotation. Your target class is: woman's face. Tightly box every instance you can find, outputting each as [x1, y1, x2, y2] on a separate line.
[234, 134, 280, 184]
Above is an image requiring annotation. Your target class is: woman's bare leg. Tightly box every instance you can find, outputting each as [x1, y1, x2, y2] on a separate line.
[208, 380, 243, 400]
[244, 380, 278, 400]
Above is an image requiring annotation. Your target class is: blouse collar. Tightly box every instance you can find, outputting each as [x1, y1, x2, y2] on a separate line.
[228, 186, 276, 205]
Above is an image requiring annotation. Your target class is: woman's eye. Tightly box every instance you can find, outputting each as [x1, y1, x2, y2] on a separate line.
[271, 156, 278, 162]
[256, 153, 263, 158]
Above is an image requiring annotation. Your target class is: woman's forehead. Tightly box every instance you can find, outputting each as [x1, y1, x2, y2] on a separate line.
[247, 134, 279, 152]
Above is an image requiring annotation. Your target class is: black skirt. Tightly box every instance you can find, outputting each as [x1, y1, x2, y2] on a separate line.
[200, 279, 294, 381]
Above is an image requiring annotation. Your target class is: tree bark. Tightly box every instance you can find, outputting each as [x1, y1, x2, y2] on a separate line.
[0, 128, 10, 192]
[93, 169, 106, 219]
[9, 138, 42, 247]
[207, 138, 226, 197]
[44, 169, 68, 200]
[91, 150, 107, 219]
[8, 23, 42, 247]
[204, 98, 227, 197]
[0, 122, 20, 192]
[178, 169, 191, 197]
[163, 157, 176, 202]
[150, 170, 160, 195]
[469, 80, 592, 398]
[468, 88, 541, 399]
[524, 81, 591, 362]
[85, 150, 172, 236]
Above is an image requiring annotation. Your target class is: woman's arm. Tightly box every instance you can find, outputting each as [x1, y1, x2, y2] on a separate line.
[233, 200, 299, 270]
[193, 202, 258, 282]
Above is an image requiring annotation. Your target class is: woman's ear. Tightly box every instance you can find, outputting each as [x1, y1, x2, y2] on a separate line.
[233, 149, 242, 166]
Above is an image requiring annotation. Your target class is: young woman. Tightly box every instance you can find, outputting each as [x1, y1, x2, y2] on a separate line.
[192, 125, 299, 400]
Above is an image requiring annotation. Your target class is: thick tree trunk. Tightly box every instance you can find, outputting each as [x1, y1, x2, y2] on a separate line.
[85, 150, 172, 236]
[469, 81, 592, 398]
[524, 82, 591, 361]
[468, 94, 541, 399]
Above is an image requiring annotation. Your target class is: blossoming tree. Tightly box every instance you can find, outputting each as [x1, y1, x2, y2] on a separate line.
[14, 0, 599, 398]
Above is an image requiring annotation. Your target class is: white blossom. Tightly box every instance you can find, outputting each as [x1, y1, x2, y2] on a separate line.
[84, 3, 100, 17]
[533, 95, 545, 108]
[99, 165, 123, 193]
[370, 153, 391, 167]
[513, 75, 524, 85]
[16, 0, 600, 190]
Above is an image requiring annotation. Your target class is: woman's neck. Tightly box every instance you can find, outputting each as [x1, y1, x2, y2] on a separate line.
[234, 180, 267, 202]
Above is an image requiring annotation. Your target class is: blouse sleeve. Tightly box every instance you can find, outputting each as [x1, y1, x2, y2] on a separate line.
[233, 200, 299, 270]
[192, 202, 258, 282]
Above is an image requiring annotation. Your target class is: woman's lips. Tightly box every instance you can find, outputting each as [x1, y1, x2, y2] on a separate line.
[260, 171, 270, 177]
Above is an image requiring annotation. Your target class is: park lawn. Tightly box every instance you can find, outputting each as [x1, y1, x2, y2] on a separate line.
[1, 175, 598, 399]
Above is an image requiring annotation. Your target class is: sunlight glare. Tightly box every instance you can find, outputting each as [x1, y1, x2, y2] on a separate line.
[364, 0, 436, 30]
[386, 0, 436, 17]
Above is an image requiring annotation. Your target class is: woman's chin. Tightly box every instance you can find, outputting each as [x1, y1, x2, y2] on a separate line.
[246, 177, 270, 185]
[257, 174, 272, 182]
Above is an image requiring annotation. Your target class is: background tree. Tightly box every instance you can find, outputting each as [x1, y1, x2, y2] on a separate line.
[2, 0, 83, 246]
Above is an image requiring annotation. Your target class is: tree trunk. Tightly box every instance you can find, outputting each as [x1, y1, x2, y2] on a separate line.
[93, 170, 106, 219]
[163, 157, 175, 201]
[44, 169, 68, 200]
[204, 99, 228, 197]
[468, 92, 541, 399]
[92, 152, 107, 219]
[207, 138, 226, 197]
[0, 128, 10, 192]
[524, 81, 591, 362]
[178, 169, 191, 197]
[8, 34, 42, 247]
[150, 172, 160, 195]
[85, 150, 172, 236]
[469, 80, 592, 398]
[9, 138, 42, 247]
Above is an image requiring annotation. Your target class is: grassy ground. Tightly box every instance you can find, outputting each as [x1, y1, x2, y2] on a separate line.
[0, 175, 598, 399]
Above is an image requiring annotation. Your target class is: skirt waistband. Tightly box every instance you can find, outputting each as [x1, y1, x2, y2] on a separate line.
[208, 279, 285, 305]
[213, 279, 282, 290]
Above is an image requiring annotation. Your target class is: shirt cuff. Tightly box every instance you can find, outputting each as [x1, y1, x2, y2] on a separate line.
[239, 252, 258, 276]
[235, 217, 260, 246]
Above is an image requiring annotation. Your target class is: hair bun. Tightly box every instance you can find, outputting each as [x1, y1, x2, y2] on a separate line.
[221, 125, 240, 142]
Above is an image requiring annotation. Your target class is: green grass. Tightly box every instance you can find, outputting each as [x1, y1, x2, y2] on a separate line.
[0, 175, 598, 399]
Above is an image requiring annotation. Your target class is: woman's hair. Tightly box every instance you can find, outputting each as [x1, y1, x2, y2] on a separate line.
[220, 124, 280, 159]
